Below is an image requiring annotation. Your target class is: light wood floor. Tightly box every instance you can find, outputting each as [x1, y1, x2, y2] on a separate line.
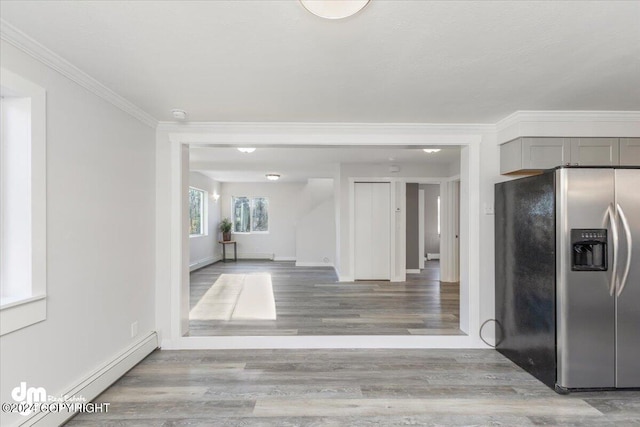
[67, 349, 640, 426]
[188, 260, 461, 336]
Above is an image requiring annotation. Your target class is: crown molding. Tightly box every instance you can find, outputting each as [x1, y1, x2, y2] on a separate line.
[496, 110, 640, 132]
[156, 121, 494, 133]
[496, 110, 640, 143]
[0, 19, 158, 128]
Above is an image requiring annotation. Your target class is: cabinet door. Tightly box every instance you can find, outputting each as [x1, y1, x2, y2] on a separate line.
[570, 138, 619, 166]
[619, 138, 640, 166]
[522, 138, 570, 170]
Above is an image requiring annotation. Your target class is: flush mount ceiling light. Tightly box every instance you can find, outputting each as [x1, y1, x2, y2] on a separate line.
[423, 149, 442, 154]
[300, 0, 370, 20]
[171, 109, 187, 120]
[237, 147, 256, 153]
[266, 174, 280, 181]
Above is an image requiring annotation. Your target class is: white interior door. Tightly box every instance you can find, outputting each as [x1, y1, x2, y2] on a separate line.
[355, 182, 391, 280]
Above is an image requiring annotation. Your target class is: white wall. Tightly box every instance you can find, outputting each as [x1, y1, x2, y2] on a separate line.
[220, 182, 305, 260]
[296, 199, 335, 267]
[189, 172, 221, 270]
[0, 41, 156, 427]
[296, 179, 335, 266]
[420, 184, 440, 255]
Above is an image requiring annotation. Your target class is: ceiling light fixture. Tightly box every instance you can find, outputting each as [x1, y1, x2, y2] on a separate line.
[237, 147, 256, 153]
[266, 174, 280, 181]
[423, 149, 441, 154]
[300, 0, 370, 20]
[171, 109, 187, 120]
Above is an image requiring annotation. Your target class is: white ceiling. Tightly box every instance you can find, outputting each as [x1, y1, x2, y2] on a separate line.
[190, 146, 460, 182]
[2, 1, 639, 123]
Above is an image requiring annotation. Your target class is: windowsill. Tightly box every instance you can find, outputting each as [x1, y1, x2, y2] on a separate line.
[0, 294, 46, 336]
[0, 293, 46, 310]
[189, 234, 208, 238]
[232, 232, 270, 235]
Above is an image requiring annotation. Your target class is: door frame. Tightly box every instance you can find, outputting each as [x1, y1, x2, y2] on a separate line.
[160, 127, 483, 349]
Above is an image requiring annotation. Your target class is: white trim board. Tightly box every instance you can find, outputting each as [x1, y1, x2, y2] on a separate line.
[161, 335, 480, 350]
[406, 269, 421, 274]
[189, 256, 221, 272]
[25, 332, 158, 427]
[495, 110, 640, 144]
[295, 262, 335, 268]
[0, 19, 158, 128]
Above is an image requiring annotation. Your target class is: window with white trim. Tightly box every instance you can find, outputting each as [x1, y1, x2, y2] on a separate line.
[0, 68, 47, 335]
[232, 196, 269, 233]
[189, 187, 207, 236]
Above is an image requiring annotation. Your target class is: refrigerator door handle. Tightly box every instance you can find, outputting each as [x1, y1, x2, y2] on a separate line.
[616, 203, 633, 297]
[606, 204, 619, 296]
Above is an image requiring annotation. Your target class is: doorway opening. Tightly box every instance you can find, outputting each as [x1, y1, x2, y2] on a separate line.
[184, 145, 464, 337]
[162, 132, 482, 349]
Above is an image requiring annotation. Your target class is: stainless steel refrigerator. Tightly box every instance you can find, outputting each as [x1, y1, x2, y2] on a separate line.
[495, 166, 640, 393]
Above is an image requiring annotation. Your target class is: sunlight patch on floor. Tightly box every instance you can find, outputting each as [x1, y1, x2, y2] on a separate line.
[189, 273, 276, 320]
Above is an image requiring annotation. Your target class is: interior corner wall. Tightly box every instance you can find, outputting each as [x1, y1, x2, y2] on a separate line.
[188, 172, 221, 270]
[0, 41, 156, 427]
[405, 183, 419, 270]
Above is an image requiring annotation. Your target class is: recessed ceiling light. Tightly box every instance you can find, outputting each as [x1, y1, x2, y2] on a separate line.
[266, 174, 280, 181]
[171, 109, 187, 120]
[237, 147, 256, 153]
[423, 149, 441, 154]
[300, 0, 370, 20]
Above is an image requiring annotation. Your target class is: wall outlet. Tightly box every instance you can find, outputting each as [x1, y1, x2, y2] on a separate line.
[130, 321, 138, 338]
[484, 203, 495, 215]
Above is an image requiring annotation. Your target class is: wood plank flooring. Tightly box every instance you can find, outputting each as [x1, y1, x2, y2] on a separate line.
[67, 349, 640, 426]
[188, 260, 460, 336]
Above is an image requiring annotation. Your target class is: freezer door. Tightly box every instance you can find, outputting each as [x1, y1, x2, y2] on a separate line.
[615, 169, 640, 388]
[556, 168, 616, 389]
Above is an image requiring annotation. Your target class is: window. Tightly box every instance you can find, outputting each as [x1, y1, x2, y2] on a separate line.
[232, 196, 269, 233]
[1, 68, 47, 335]
[189, 187, 206, 236]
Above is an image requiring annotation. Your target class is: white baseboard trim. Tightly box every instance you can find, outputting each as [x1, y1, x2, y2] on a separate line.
[273, 256, 296, 262]
[237, 252, 274, 260]
[27, 331, 159, 427]
[189, 256, 221, 272]
[295, 261, 335, 267]
[339, 275, 354, 282]
[427, 253, 440, 260]
[406, 269, 421, 274]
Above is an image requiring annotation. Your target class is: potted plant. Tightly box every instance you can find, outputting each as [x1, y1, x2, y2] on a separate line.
[219, 218, 233, 241]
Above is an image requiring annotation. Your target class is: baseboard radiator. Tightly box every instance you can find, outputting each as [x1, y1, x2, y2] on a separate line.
[26, 331, 158, 426]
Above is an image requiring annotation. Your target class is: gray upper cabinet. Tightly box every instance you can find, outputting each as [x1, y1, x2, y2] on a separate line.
[620, 138, 640, 166]
[500, 137, 570, 174]
[570, 138, 619, 166]
[500, 137, 640, 175]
